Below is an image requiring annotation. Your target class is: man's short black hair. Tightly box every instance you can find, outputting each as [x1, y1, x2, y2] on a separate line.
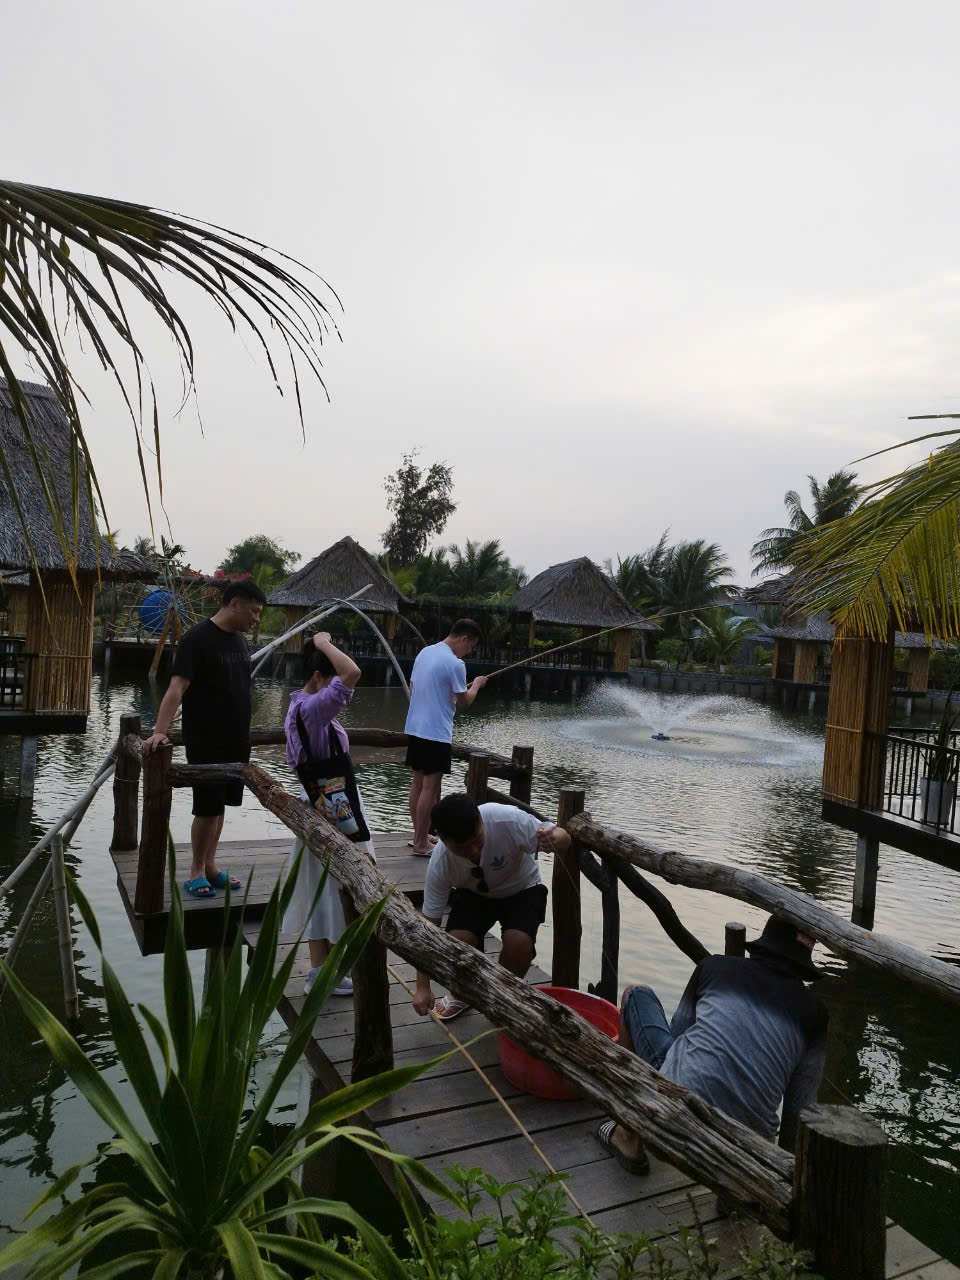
[301, 638, 336, 682]
[222, 580, 267, 606]
[431, 792, 481, 843]
[449, 618, 482, 641]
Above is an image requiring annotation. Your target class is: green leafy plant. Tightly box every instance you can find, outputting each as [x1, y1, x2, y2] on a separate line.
[348, 1167, 824, 1279]
[655, 637, 687, 669]
[0, 846, 455, 1278]
[924, 692, 960, 785]
[694, 609, 759, 671]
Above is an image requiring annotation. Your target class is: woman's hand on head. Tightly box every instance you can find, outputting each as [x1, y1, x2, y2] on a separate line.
[314, 631, 332, 648]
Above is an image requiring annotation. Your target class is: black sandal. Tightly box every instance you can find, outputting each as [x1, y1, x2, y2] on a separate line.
[596, 1119, 650, 1175]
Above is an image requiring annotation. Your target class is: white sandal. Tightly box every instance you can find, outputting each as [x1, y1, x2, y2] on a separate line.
[434, 996, 470, 1021]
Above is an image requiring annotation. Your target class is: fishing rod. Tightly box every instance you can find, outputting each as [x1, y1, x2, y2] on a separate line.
[483, 624, 636, 681]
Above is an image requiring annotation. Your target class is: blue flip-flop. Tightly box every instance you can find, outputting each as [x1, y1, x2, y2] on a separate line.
[207, 870, 241, 890]
[183, 876, 216, 898]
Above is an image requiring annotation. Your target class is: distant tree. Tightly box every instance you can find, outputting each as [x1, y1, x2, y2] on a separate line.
[695, 608, 758, 670]
[751, 471, 860, 575]
[444, 539, 526, 598]
[132, 535, 156, 558]
[382, 449, 456, 562]
[218, 534, 299, 579]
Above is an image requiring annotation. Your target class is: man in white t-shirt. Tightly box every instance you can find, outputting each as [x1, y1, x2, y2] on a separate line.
[412, 795, 572, 1020]
[404, 619, 487, 854]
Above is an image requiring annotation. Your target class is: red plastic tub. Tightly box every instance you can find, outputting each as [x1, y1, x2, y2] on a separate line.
[497, 985, 620, 1100]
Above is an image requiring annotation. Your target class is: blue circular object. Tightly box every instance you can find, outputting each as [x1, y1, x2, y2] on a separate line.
[139, 590, 178, 635]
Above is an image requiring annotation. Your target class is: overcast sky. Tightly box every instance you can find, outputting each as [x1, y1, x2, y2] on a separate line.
[6, 1, 960, 583]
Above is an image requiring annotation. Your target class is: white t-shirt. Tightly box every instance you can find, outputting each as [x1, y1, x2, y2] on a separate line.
[422, 803, 545, 919]
[404, 642, 468, 743]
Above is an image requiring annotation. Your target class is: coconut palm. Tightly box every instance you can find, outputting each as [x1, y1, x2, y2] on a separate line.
[654, 539, 736, 638]
[695, 608, 758, 670]
[444, 539, 525, 599]
[0, 179, 339, 577]
[794, 426, 960, 638]
[751, 471, 861, 575]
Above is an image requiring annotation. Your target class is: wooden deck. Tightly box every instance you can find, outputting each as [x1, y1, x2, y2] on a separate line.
[111, 829, 434, 955]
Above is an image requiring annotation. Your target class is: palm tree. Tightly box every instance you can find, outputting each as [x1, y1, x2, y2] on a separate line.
[794, 426, 960, 638]
[751, 471, 861, 575]
[445, 539, 525, 598]
[0, 180, 339, 575]
[695, 608, 758, 671]
[604, 532, 669, 611]
[655, 539, 736, 638]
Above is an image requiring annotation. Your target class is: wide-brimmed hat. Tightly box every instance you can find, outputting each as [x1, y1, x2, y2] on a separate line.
[745, 915, 822, 981]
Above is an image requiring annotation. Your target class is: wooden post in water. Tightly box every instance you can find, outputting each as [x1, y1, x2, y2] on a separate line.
[342, 890, 393, 1081]
[50, 834, 79, 1021]
[111, 713, 142, 851]
[509, 745, 534, 805]
[852, 836, 879, 929]
[724, 921, 747, 956]
[465, 751, 489, 804]
[135, 743, 172, 915]
[793, 1104, 887, 1280]
[18, 735, 37, 799]
[552, 787, 584, 989]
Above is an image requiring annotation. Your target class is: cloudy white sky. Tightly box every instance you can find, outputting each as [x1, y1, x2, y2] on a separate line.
[6, 1, 960, 582]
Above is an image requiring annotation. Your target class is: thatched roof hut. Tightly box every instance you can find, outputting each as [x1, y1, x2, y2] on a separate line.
[510, 557, 657, 631]
[0, 378, 152, 580]
[268, 535, 410, 613]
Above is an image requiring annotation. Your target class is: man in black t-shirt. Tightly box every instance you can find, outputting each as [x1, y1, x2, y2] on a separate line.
[143, 580, 267, 898]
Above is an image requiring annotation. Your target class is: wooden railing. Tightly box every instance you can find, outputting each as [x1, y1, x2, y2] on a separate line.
[112, 724, 960, 1279]
[0, 642, 30, 709]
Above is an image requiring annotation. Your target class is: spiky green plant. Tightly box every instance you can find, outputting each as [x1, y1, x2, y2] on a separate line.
[0, 846, 454, 1279]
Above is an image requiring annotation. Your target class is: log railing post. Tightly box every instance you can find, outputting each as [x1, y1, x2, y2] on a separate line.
[792, 1104, 887, 1280]
[724, 921, 747, 956]
[465, 751, 489, 804]
[552, 787, 584, 989]
[135, 743, 172, 915]
[112, 712, 142, 851]
[509, 745, 534, 804]
[596, 861, 620, 1003]
[341, 889, 393, 1081]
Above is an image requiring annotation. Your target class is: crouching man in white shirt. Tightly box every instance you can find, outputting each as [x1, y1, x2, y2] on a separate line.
[412, 794, 572, 1020]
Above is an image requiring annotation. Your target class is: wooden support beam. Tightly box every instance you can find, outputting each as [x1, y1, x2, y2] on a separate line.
[552, 788, 584, 989]
[342, 890, 393, 1081]
[239, 761, 795, 1232]
[135, 744, 173, 915]
[51, 834, 79, 1021]
[568, 812, 960, 1007]
[508, 745, 534, 804]
[465, 752, 489, 805]
[852, 836, 879, 930]
[793, 1104, 887, 1280]
[111, 713, 142, 851]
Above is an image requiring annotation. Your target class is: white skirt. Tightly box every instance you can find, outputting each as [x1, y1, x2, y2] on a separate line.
[282, 788, 376, 943]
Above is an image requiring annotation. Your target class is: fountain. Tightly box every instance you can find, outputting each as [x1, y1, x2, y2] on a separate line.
[553, 685, 820, 767]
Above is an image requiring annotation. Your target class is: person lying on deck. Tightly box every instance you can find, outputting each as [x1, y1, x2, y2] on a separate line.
[412, 794, 571, 1021]
[597, 915, 828, 1176]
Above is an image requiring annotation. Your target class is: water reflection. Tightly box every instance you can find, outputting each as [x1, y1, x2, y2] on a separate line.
[0, 674, 958, 1262]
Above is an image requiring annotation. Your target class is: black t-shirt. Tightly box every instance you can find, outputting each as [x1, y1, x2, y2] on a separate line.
[171, 619, 252, 762]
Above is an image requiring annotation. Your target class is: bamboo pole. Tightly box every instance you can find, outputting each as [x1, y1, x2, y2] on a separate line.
[249, 584, 373, 675]
[484, 624, 629, 681]
[50, 834, 79, 1021]
[0, 748, 117, 897]
[0, 861, 53, 1002]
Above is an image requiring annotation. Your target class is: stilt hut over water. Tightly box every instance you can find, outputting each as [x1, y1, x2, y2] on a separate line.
[267, 535, 411, 652]
[508, 556, 658, 672]
[0, 378, 153, 734]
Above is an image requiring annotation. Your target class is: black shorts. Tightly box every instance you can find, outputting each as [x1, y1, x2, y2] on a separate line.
[446, 884, 548, 945]
[192, 782, 244, 818]
[405, 735, 453, 776]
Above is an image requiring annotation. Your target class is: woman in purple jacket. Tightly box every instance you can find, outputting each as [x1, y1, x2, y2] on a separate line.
[282, 632, 376, 996]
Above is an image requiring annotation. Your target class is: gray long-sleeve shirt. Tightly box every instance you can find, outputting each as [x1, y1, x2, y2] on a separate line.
[660, 955, 828, 1147]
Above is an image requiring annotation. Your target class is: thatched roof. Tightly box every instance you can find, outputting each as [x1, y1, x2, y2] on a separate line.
[739, 574, 800, 606]
[0, 378, 154, 580]
[267, 535, 410, 612]
[769, 610, 942, 651]
[509, 557, 658, 630]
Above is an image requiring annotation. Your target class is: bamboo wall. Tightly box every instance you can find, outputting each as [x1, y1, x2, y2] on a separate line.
[822, 625, 893, 808]
[283, 607, 309, 653]
[23, 572, 96, 714]
[383, 612, 397, 641]
[5, 586, 28, 637]
[793, 641, 819, 684]
[613, 628, 632, 673]
[907, 648, 931, 693]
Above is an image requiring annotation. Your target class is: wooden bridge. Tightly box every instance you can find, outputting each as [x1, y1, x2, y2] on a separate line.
[101, 716, 959, 1280]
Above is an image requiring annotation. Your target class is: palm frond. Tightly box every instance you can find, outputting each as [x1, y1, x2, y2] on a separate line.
[0, 179, 340, 577]
[793, 431, 960, 639]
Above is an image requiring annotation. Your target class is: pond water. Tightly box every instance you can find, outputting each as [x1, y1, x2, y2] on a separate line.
[1, 674, 958, 1264]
